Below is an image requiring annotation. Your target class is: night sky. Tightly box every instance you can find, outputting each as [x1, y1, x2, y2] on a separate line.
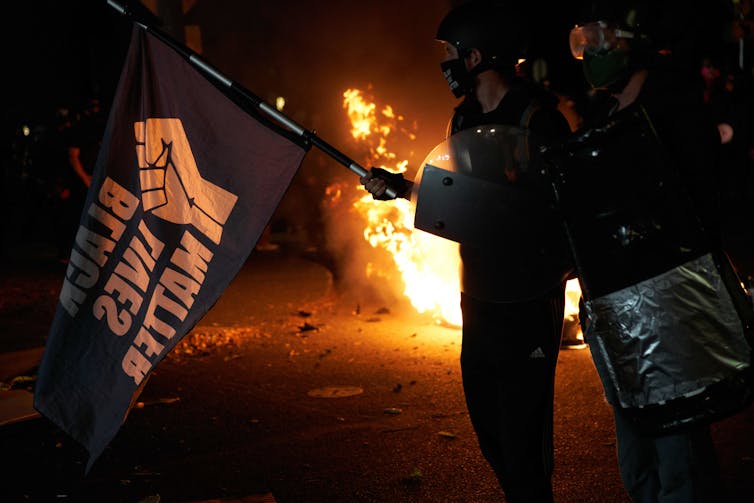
[3, 0, 740, 184]
[3, 1, 584, 140]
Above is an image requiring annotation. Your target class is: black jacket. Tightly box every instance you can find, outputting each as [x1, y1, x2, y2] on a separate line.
[451, 80, 573, 302]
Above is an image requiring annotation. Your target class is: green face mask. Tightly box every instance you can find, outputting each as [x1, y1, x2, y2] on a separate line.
[582, 49, 630, 89]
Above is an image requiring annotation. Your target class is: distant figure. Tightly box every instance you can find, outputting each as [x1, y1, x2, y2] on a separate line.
[60, 98, 105, 261]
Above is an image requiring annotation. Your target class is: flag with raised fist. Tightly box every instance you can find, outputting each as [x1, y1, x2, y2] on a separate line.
[34, 26, 307, 469]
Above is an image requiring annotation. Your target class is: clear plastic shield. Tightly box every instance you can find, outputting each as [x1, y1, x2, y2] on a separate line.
[412, 124, 557, 247]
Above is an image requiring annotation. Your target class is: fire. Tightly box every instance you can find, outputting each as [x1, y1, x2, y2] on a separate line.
[341, 88, 583, 335]
[343, 88, 462, 326]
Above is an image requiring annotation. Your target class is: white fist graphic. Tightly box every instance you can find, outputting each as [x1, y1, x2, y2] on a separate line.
[134, 118, 238, 244]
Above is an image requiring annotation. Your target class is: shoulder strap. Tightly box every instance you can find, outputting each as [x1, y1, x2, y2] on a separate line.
[519, 101, 541, 129]
[517, 100, 541, 173]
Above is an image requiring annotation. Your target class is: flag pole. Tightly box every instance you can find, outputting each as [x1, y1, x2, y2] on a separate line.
[106, 0, 397, 198]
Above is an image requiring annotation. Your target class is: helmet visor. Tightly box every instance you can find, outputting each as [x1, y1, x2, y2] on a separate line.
[569, 21, 634, 60]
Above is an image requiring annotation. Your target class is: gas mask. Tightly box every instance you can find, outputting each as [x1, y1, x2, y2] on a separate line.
[582, 48, 631, 89]
[441, 57, 473, 98]
[570, 21, 634, 89]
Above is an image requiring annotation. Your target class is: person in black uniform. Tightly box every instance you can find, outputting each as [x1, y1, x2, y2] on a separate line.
[60, 97, 106, 261]
[361, 2, 573, 501]
[557, 2, 752, 501]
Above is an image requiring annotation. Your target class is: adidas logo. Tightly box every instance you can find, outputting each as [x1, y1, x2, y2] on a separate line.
[529, 347, 546, 359]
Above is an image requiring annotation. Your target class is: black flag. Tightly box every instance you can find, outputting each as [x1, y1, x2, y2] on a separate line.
[34, 26, 307, 469]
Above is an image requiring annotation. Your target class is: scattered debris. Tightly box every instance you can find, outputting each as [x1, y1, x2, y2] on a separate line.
[7, 375, 37, 391]
[401, 466, 423, 488]
[297, 310, 312, 318]
[375, 307, 391, 315]
[392, 383, 403, 393]
[383, 407, 402, 415]
[307, 386, 364, 398]
[135, 397, 180, 409]
[137, 495, 160, 503]
[298, 322, 318, 333]
[382, 425, 419, 433]
[169, 329, 248, 360]
[438, 431, 457, 439]
[353, 304, 361, 315]
[365, 317, 381, 323]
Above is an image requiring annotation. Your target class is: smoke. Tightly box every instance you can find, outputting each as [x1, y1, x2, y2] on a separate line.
[320, 181, 408, 307]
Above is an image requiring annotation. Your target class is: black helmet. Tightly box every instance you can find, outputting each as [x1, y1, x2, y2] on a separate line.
[436, 1, 527, 70]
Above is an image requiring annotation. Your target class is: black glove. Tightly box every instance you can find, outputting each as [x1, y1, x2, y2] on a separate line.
[368, 167, 409, 200]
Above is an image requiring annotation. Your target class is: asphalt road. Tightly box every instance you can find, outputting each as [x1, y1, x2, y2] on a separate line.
[2, 249, 753, 502]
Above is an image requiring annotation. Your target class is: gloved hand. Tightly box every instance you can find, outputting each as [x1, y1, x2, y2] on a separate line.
[360, 167, 410, 200]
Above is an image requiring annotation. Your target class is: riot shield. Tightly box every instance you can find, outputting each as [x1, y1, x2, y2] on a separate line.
[411, 124, 573, 300]
[544, 104, 754, 435]
[413, 124, 553, 247]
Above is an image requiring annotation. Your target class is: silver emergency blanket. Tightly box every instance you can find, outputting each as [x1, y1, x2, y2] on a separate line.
[585, 253, 752, 409]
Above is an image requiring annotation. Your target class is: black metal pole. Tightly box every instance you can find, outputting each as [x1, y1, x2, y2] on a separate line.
[106, 0, 397, 197]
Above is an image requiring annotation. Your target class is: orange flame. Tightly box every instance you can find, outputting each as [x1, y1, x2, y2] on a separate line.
[343, 88, 462, 326]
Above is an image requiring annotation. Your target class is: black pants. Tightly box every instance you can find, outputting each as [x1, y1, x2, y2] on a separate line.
[613, 409, 724, 503]
[460, 285, 565, 503]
